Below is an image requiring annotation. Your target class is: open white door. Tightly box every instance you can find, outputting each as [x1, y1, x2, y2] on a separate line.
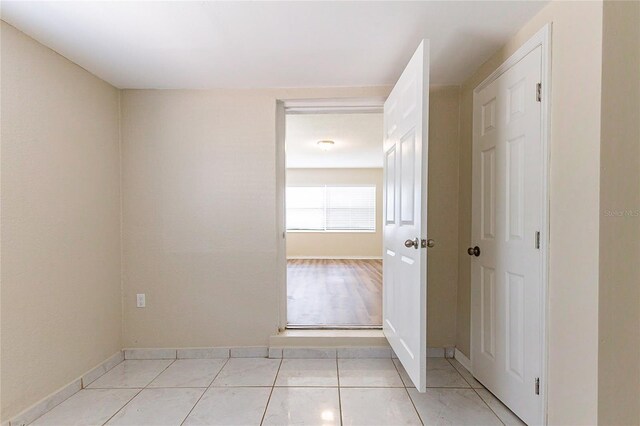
[383, 40, 430, 392]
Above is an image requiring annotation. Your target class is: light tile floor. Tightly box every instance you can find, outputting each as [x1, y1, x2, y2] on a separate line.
[30, 357, 526, 425]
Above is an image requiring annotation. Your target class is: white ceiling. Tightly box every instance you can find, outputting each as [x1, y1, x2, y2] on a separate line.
[1, 1, 548, 89]
[286, 113, 382, 169]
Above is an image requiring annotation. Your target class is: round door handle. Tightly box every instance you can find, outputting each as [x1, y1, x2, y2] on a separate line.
[467, 246, 481, 257]
[426, 239, 435, 248]
[404, 238, 419, 249]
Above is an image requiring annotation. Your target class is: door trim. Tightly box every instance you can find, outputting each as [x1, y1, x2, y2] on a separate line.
[276, 100, 287, 332]
[283, 97, 385, 114]
[275, 97, 387, 332]
[471, 23, 551, 425]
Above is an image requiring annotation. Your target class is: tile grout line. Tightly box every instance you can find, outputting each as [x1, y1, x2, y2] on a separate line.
[470, 385, 507, 426]
[24, 387, 83, 425]
[179, 357, 231, 426]
[83, 356, 126, 389]
[30, 357, 517, 426]
[392, 359, 424, 426]
[23, 355, 128, 425]
[445, 358, 506, 426]
[259, 358, 283, 426]
[205, 357, 231, 388]
[336, 356, 344, 426]
[100, 358, 177, 426]
[87, 384, 427, 389]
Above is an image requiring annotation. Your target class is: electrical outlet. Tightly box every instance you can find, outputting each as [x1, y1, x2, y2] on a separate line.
[136, 293, 146, 308]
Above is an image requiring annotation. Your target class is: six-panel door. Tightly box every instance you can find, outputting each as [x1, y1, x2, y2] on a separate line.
[471, 46, 543, 425]
[383, 40, 429, 392]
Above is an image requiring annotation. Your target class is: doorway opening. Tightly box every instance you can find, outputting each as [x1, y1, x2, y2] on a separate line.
[280, 99, 385, 329]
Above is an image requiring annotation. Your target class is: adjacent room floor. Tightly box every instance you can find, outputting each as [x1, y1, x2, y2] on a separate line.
[29, 356, 524, 425]
[287, 259, 383, 327]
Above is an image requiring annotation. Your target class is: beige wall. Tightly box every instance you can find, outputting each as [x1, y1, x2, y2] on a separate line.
[120, 85, 460, 349]
[6, 6, 634, 421]
[598, 1, 640, 425]
[426, 86, 460, 348]
[456, 2, 605, 424]
[286, 168, 383, 259]
[1, 22, 122, 421]
[120, 87, 391, 348]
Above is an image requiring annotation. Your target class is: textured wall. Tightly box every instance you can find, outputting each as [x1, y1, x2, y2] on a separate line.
[120, 87, 391, 348]
[456, 2, 604, 424]
[1, 22, 122, 421]
[598, 1, 640, 425]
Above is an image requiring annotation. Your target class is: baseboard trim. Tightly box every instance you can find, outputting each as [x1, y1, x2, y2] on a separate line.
[454, 348, 472, 371]
[286, 256, 382, 260]
[120, 345, 450, 360]
[123, 348, 177, 360]
[81, 351, 125, 387]
[8, 344, 453, 425]
[8, 350, 124, 426]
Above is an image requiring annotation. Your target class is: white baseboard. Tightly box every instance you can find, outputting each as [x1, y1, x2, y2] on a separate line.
[454, 348, 472, 371]
[81, 351, 125, 387]
[124, 348, 177, 360]
[120, 345, 449, 360]
[122, 346, 269, 360]
[9, 344, 451, 425]
[286, 256, 382, 260]
[8, 351, 123, 426]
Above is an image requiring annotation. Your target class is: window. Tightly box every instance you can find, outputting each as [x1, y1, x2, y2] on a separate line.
[286, 186, 376, 231]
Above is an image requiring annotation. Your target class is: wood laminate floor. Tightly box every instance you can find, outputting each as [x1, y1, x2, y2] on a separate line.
[287, 259, 382, 326]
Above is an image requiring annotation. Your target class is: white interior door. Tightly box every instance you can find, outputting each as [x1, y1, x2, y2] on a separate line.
[471, 46, 543, 425]
[383, 40, 429, 392]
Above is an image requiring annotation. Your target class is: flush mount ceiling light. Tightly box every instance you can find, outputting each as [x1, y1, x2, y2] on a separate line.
[317, 140, 335, 151]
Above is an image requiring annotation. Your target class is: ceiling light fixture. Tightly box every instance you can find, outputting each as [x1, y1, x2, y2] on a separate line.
[317, 140, 335, 151]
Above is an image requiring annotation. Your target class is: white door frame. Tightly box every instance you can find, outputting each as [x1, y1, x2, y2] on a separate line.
[471, 23, 551, 424]
[275, 97, 386, 331]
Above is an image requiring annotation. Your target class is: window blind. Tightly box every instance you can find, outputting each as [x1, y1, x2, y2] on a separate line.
[286, 186, 376, 231]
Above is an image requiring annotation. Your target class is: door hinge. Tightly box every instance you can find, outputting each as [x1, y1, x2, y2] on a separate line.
[535, 231, 541, 249]
[536, 83, 542, 102]
[535, 377, 540, 395]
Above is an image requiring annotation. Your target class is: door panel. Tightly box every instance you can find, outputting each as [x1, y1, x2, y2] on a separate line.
[385, 148, 396, 224]
[400, 129, 416, 224]
[471, 46, 543, 425]
[480, 147, 496, 240]
[383, 40, 429, 391]
[480, 265, 495, 359]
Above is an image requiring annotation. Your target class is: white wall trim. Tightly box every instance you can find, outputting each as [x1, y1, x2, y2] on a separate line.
[6, 343, 454, 424]
[276, 100, 287, 332]
[81, 351, 125, 387]
[454, 348, 472, 372]
[283, 97, 385, 114]
[475, 24, 551, 94]
[268, 346, 447, 359]
[177, 347, 231, 359]
[471, 22, 551, 425]
[276, 97, 387, 330]
[8, 351, 124, 426]
[123, 348, 177, 360]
